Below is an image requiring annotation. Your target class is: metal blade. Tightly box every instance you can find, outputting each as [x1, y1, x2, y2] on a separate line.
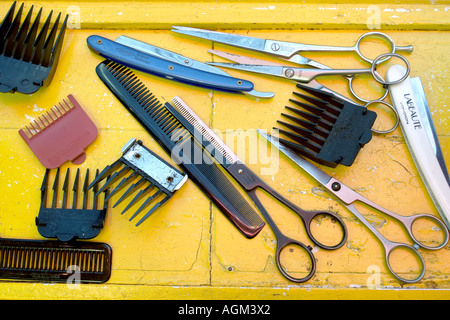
[208, 49, 281, 66]
[257, 130, 332, 186]
[116, 35, 230, 77]
[208, 49, 355, 103]
[172, 26, 267, 52]
[411, 77, 450, 186]
[207, 62, 285, 78]
[116, 36, 274, 99]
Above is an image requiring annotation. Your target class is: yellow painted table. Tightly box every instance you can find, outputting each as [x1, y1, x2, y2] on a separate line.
[0, 1, 449, 300]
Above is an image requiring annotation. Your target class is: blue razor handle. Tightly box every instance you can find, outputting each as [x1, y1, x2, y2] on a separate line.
[87, 35, 254, 93]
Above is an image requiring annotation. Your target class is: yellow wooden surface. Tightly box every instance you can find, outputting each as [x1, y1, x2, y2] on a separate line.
[0, 1, 449, 300]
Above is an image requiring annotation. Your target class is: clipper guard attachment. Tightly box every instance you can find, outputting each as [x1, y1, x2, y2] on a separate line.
[0, 1, 68, 94]
[275, 84, 377, 167]
[36, 168, 108, 242]
[88, 138, 188, 226]
[18, 94, 98, 169]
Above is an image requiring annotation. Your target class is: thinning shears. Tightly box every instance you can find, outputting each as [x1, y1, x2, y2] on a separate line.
[169, 96, 348, 283]
[172, 26, 413, 103]
[258, 130, 449, 283]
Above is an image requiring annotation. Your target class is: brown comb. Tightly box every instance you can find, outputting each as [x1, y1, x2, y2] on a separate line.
[18, 94, 98, 169]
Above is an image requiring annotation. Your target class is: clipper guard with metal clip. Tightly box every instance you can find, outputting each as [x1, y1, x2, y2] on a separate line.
[275, 84, 377, 167]
[88, 138, 188, 226]
[0, 1, 68, 94]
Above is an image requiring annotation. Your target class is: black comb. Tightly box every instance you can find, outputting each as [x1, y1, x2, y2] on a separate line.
[88, 138, 188, 227]
[275, 84, 377, 168]
[0, 236, 112, 283]
[0, 1, 68, 94]
[35, 168, 108, 242]
[95, 60, 265, 238]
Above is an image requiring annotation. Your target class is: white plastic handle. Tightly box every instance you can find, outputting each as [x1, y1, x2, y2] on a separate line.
[387, 64, 450, 230]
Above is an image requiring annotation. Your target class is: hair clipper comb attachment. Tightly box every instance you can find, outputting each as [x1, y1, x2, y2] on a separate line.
[0, 236, 112, 283]
[19, 94, 98, 169]
[36, 168, 108, 242]
[275, 84, 377, 167]
[88, 138, 188, 227]
[0, 1, 68, 94]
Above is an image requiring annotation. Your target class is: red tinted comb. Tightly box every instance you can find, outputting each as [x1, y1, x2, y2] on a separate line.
[19, 94, 98, 168]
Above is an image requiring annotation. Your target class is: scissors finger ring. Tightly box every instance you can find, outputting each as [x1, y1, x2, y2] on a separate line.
[364, 99, 399, 134]
[370, 53, 411, 86]
[355, 32, 414, 65]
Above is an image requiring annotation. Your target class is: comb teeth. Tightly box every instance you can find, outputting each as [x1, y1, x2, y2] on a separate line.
[171, 96, 239, 165]
[36, 168, 109, 242]
[18, 94, 98, 169]
[88, 138, 187, 227]
[104, 61, 192, 146]
[274, 84, 377, 167]
[0, 1, 68, 93]
[0, 238, 112, 283]
[21, 98, 75, 139]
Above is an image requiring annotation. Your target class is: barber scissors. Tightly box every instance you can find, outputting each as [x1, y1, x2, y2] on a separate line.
[258, 130, 449, 283]
[169, 96, 348, 283]
[206, 49, 401, 134]
[172, 26, 413, 103]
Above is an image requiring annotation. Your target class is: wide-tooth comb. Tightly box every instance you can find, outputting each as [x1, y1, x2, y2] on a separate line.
[18, 94, 98, 169]
[275, 84, 377, 168]
[88, 138, 188, 227]
[95, 60, 265, 238]
[0, 237, 112, 283]
[35, 168, 108, 242]
[0, 1, 68, 94]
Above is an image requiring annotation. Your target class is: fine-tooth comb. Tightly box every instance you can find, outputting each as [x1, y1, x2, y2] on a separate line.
[88, 138, 188, 227]
[95, 60, 265, 238]
[18, 94, 98, 169]
[0, 236, 112, 283]
[0, 1, 68, 94]
[35, 168, 108, 242]
[275, 84, 377, 168]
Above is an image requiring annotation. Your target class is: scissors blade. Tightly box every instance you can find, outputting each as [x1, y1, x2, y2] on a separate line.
[257, 130, 332, 186]
[207, 62, 287, 78]
[208, 49, 282, 66]
[209, 49, 357, 104]
[172, 26, 267, 52]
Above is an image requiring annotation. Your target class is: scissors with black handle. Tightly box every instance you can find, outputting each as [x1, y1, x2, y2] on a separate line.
[258, 130, 449, 283]
[168, 96, 348, 283]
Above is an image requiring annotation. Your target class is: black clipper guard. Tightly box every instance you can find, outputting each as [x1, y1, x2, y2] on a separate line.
[36, 168, 108, 242]
[275, 84, 377, 168]
[0, 2, 68, 94]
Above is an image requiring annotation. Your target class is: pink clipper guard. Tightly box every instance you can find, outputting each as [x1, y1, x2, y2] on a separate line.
[19, 94, 98, 169]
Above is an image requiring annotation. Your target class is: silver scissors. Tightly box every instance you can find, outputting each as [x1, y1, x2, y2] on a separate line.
[258, 130, 449, 283]
[206, 49, 400, 134]
[172, 26, 413, 103]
